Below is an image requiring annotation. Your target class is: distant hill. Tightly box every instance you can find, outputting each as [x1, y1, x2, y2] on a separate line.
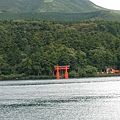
[0, 0, 120, 21]
[0, 0, 103, 13]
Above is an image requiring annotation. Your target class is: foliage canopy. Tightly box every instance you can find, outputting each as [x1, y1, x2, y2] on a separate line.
[0, 20, 120, 79]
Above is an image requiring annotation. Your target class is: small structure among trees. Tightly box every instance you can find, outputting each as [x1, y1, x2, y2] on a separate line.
[106, 68, 119, 74]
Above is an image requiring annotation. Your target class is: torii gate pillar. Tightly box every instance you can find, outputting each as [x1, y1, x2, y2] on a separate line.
[64, 66, 69, 79]
[55, 66, 60, 79]
[54, 66, 70, 79]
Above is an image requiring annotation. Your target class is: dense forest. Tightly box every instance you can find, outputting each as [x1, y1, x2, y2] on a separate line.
[0, 20, 120, 79]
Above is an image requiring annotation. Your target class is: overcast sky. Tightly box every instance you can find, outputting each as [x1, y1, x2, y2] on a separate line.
[89, 0, 120, 10]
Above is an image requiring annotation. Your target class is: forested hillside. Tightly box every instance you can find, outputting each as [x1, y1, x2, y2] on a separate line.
[0, 20, 120, 79]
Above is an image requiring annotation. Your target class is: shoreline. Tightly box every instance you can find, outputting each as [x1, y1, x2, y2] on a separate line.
[0, 73, 119, 81]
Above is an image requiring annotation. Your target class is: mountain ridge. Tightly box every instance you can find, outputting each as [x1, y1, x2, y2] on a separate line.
[0, 0, 103, 13]
[0, 0, 120, 21]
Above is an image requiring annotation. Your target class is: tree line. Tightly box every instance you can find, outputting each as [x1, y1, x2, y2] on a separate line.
[0, 20, 120, 79]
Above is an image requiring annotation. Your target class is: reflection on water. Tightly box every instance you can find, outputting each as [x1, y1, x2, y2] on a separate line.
[0, 77, 120, 120]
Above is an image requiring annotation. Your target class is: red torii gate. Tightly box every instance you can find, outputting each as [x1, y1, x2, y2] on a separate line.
[54, 66, 70, 79]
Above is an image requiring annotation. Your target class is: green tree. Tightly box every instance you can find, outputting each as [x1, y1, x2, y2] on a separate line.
[18, 57, 32, 75]
[79, 65, 97, 77]
[3, 42, 22, 74]
[88, 47, 106, 71]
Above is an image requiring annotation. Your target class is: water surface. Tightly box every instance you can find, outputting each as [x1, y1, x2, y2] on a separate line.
[0, 77, 120, 120]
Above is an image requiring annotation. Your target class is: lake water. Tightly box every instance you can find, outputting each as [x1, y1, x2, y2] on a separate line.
[0, 77, 120, 120]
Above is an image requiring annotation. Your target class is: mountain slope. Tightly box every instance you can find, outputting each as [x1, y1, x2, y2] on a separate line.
[0, 0, 120, 21]
[0, 0, 103, 13]
[0, 10, 120, 21]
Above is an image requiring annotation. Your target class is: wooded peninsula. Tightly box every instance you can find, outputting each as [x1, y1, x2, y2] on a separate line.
[0, 20, 120, 80]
